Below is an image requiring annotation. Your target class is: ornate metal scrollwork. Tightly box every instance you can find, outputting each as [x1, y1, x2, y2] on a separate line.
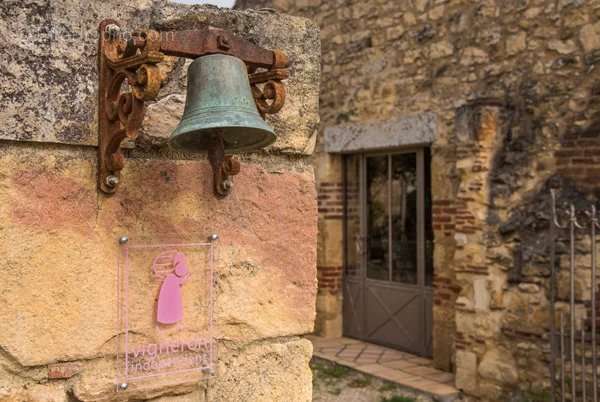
[251, 80, 286, 117]
[249, 50, 289, 118]
[98, 21, 164, 193]
[207, 135, 241, 199]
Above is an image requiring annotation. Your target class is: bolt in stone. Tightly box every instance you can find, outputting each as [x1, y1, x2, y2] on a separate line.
[106, 175, 119, 188]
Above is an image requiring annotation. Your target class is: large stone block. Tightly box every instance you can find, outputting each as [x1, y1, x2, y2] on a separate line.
[0, 145, 317, 367]
[0, 0, 153, 145]
[210, 338, 312, 402]
[324, 113, 437, 153]
[0, 0, 320, 154]
[478, 347, 519, 386]
[71, 338, 311, 401]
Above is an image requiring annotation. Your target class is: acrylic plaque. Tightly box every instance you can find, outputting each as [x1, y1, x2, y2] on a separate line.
[115, 236, 217, 388]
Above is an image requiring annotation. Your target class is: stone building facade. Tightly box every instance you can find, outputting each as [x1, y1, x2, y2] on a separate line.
[236, 0, 600, 400]
[0, 1, 319, 401]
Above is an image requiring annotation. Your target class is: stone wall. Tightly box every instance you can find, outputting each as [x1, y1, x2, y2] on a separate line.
[0, 1, 319, 401]
[237, 0, 600, 400]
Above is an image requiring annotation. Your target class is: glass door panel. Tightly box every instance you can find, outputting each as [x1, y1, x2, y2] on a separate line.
[366, 156, 389, 280]
[344, 155, 361, 278]
[391, 153, 418, 284]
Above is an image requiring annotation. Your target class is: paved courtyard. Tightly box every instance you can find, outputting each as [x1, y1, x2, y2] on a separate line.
[308, 335, 459, 401]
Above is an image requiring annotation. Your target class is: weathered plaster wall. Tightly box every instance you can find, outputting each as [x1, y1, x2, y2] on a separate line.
[238, 0, 600, 400]
[0, 1, 319, 401]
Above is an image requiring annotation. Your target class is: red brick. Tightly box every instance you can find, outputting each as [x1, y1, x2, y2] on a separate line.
[555, 150, 581, 158]
[572, 158, 595, 165]
[584, 148, 600, 157]
[47, 362, 81, 379]
[432, 200, 453, 206]
[557, 167, 585, 176]
[586, 168, 600, 177]
[576, 139, 600, 147]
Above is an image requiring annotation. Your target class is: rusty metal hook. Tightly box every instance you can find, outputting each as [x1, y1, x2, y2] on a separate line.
[551, 189, 569, 229]
[568, 203, 586, 230]
[586, 204, 600, 229]
[207, 134, 241, 199]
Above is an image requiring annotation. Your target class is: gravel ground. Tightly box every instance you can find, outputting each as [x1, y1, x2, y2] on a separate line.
[311, 358, 436, 402]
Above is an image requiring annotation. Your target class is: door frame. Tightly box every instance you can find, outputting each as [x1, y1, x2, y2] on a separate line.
[342, 147, 433, 356]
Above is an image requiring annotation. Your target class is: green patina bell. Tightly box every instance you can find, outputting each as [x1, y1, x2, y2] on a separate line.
[170, 54, 276, 153]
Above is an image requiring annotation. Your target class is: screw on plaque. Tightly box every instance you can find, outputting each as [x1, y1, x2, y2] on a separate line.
[119, 236, 129, 245]
[209, 234, 219, 242]
[119, 383, 128, 390]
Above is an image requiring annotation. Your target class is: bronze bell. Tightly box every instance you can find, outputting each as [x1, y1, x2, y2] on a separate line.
[170, 54, 276, 153]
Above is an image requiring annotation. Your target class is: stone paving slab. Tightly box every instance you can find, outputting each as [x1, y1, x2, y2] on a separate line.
[308, 335, 460, 401]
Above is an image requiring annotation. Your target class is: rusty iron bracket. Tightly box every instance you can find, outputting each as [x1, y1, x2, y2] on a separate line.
[97, 20, 288, 196]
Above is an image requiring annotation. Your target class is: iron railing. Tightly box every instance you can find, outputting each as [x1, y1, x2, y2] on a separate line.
[550, 190, 599, 401]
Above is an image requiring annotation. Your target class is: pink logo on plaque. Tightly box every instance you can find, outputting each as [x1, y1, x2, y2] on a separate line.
[153, 251, 190, 325]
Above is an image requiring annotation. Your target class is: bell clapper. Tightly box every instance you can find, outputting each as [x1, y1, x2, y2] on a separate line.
[207, 133, 240, 199]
